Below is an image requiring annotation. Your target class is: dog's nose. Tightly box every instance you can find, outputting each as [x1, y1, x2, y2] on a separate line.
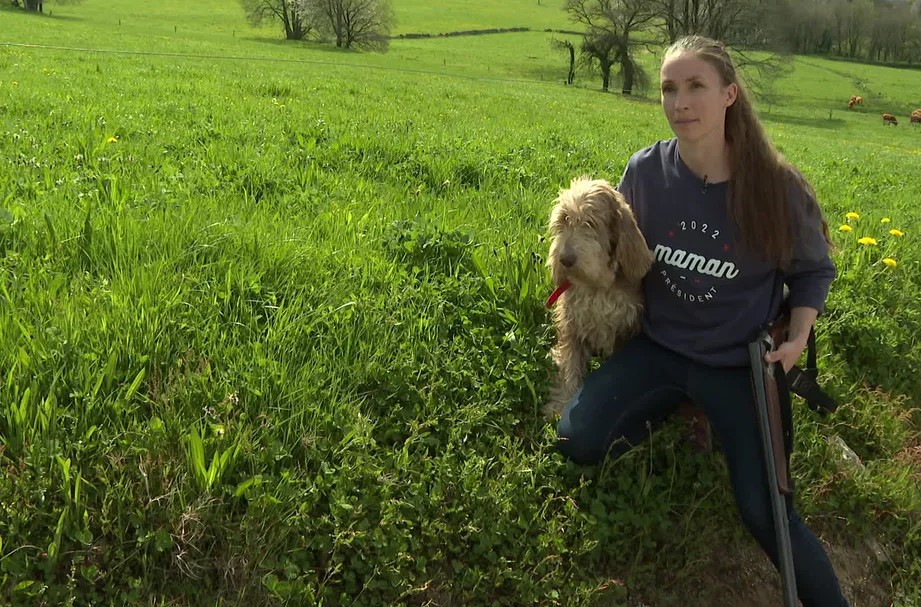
[560, 250, 576, 268]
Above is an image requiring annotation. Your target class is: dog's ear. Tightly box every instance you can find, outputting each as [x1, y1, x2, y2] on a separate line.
[609, 191, 653, 284]
[546, 190, 568, 284]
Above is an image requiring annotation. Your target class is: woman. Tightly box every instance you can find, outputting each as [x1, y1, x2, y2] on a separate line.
[555, 35, 848, 607]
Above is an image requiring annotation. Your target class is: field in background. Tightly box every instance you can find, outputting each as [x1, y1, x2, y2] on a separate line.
[394, 0, 571, 34]
[2, 1, 921, 605]
[5, 0, 920, 116]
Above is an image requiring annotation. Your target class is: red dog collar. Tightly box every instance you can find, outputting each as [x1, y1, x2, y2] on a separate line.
[545, 280, 572, 308]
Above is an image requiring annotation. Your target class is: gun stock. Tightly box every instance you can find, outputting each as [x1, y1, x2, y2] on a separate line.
[763, 350, 793, 495]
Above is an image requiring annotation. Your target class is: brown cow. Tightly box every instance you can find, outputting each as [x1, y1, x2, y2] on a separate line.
[849, 95, 858, 103]
[855, 96, 864, 105]
[882, 113, 898, 125]
[848, 99, 855, 109]
[911, 112, 921, 124]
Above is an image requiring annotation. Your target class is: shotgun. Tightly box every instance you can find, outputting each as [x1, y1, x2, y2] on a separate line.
[748, 319, 798, 607]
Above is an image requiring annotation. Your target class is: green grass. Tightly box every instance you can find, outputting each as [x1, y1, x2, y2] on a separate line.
[779, 56, 921, 116]
[393, 0, 572, 34]
[1, 1, 921, 606]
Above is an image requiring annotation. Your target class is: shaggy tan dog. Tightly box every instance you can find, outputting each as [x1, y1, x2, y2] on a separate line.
[543, 176, 654, 419]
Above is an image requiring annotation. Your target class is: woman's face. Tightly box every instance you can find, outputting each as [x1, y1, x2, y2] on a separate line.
[660, 52, 738, 145]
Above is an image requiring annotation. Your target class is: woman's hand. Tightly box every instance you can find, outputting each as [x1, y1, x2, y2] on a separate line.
[764, 337, 807, 373]
[764, 305, 819, 373]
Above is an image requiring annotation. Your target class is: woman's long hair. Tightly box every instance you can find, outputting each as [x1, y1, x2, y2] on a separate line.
[663, 35, 831, 268]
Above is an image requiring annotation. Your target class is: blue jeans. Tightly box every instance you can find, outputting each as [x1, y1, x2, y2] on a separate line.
[556, 333, 849, 607]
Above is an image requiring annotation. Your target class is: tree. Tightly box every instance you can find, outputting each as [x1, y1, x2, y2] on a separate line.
[642, 0, 793, 101]
[906, 13, 921, 64]
[550, 37, 577, 84]
[300, 0, 394, 51]
[580, 29, 619, 92]
[241, 0, 312, 41]
[16, 0, 82, 13]
[729, 46, 794, 105]
[784, 0, 836, 55]
[650, 0, 790, 48]
[564, 0, 656, 94]
[830, 0, 873, 58]
[868, 1, 913, 62]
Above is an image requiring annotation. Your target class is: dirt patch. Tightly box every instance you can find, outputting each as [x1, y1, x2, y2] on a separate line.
[627, 533, 892, 607]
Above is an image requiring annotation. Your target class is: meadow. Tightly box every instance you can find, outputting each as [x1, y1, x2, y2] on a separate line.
[1, 1, 921, 605]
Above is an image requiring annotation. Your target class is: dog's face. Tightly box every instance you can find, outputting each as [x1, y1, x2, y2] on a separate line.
[547, 177, 652, 287]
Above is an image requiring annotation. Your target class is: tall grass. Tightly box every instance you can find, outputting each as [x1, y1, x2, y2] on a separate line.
[1, 2, 921, 605]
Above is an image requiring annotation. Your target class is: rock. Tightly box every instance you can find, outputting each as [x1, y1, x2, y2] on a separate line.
[829, 435, 864, 471]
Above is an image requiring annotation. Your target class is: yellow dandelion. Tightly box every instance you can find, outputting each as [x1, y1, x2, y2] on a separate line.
[882, 258, 897, 268]
[838, 224, 853, 232]
[845, 212, 860, 221]
[881, 217, 891, 224]
[106, 136, 118, 144]
[857, 237, 877, 246]
[889, 229, 904, 237]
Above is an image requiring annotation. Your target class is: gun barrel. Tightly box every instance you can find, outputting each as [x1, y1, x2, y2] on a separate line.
[748, 337, 798, 607]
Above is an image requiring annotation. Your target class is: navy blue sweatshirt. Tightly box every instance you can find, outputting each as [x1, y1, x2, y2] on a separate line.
[616, 139, 837, 367]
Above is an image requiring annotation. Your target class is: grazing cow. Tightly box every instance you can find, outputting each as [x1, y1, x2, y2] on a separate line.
[855, 96, 863, 105]
[848, 99, 855, 109]
[911, 112, 921, 124]
[882, 113, 898, 125]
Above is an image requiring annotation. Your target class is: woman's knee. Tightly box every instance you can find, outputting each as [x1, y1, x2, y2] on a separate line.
[555, 398, 609, 466]
[555, 435, 607, 466]
[736, 493, 780, 552]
